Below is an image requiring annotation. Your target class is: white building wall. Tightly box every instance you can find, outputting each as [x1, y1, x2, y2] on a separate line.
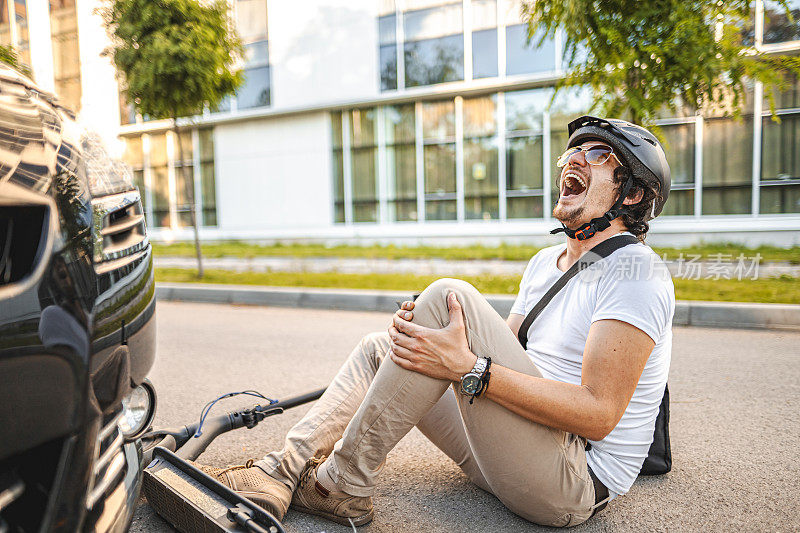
[26, 0, 55, 93]
[76, 0, 122, 152]
[268, 0, 379, 109]
[214, 112, 332, 231]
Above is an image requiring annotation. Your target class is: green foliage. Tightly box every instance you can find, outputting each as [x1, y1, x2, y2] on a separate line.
[101, 0, 244, 119]
[151, 240, 800, 264]
[154, 268, 800, 304]
[0, 44, 32, 78]
[522, 0, 800, 125]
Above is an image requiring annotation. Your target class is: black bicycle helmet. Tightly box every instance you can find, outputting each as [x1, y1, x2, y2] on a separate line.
[552, 115, 671, 240]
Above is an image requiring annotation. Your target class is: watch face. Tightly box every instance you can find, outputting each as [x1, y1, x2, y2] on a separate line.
[461, 374, 481, 395]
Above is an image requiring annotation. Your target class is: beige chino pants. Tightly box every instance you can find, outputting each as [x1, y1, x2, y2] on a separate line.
[255, 278, 598, 527]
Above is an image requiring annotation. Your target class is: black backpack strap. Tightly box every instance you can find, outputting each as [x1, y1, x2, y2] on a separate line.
[517, 234, 639, 349]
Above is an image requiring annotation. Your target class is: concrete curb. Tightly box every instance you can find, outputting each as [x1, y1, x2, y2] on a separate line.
[155, 283, 800, 331]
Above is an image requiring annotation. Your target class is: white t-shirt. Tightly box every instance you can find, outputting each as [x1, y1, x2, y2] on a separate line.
[510, 233, 674, 498]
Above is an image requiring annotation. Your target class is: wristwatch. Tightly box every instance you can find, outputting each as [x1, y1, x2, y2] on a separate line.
[459, 357, 488, 397]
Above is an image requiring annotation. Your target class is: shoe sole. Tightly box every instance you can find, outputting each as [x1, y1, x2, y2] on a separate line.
[290, 502, 374, 527]
[235, 490, 287, 521]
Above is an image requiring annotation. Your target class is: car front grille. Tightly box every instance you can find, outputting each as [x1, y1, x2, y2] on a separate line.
[85, 412, 127, 510]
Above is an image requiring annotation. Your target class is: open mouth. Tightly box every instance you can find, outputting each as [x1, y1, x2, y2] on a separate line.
[560, 170, 588, 198]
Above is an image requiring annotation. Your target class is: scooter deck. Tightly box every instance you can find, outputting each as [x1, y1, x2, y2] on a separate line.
[143, 447, 283, 533]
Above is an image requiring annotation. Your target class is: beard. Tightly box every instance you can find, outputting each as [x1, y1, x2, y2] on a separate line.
[552, 199, 585, 228]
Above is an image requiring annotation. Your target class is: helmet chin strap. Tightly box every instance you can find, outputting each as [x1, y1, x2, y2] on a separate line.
[551, 177, 634, 241]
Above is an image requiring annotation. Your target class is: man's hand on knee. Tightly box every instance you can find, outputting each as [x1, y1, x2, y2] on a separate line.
[387, 292, 477, 382]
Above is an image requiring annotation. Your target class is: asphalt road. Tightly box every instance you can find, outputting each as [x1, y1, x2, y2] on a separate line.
[131, 302, 800, 533]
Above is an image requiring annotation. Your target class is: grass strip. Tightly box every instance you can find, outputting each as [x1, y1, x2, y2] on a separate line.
[152, 241, 800, 264]
[155, 268, 800, 304]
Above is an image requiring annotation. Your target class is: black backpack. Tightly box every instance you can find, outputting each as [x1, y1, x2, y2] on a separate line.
[516, 234, 671, 476]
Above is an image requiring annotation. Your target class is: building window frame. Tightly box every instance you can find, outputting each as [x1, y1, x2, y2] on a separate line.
[379, 0, 561, 93]
[123, 129, 217, 230]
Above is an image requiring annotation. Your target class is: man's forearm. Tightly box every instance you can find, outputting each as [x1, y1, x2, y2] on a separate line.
[482, 365, 615, 442]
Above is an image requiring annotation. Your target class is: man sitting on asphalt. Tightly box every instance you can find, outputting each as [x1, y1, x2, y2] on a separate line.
[199, 115, 675, 528]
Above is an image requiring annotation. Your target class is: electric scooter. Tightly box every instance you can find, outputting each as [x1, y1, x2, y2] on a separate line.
[139, 388, 326, 533]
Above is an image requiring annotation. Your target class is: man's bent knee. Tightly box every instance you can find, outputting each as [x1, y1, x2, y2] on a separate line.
[416, 278, 480, 309]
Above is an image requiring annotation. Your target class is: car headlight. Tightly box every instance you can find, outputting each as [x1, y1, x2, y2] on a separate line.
[119, 379, 157, 441]
[82, 131, 136, 197]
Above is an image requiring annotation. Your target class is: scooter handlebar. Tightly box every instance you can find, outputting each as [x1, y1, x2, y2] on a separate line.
[171, 387, 327, 462]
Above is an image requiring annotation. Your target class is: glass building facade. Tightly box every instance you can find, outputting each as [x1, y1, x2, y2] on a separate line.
[119, 0, 270, 229]
[331, 0, 800, 226]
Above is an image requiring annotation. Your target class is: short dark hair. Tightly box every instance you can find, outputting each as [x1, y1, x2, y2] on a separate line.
[612, 165, 664, 242]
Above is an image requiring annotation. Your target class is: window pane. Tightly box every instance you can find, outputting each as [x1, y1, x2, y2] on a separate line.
[176, 131, 193, 164]
[385, 104, 415, 144]
[702, 117, 753, 186]
[761, 114, 800, 181]
[151, 166, 171, 228]
[380, 44, 397, 90]
[379, 13, 396, 45]
[201, 161, 217, 226]
[198, 128, 217, 227]
[331, 112, 343, 149]
[351, 147, 377, 200]
[244, 40, 269, 66]
[702, 185, 752, 215]
[199, 128, 214, 162]
[149, 134, 167, 166]
[425, 199, 457, 220]
[332, 148, 345, 222]
[424, 143, 456, 194]
[702, 116, 753, 215]
[660, 188, 694, 216]
[353, 201, 378, 223]
[768, 75, 800, 110]
[505, 24, 555, 76]
[387, 144, 416, 199]
[661, 123, 695, 185]
[334, 202, 345, 224]
[403, 3, 462, 41]
[237, 66, 270, 109]
[350, 109, 376, 147]
[387, 142, 418, 221]
[507, 136, 543, 190]
[174, 164, 194, 228]
[464, 137, 498, 220]
[763, 0, 800, 44]
[422, 100, 455, 139]
[463, 95, 496, 137]
[389, 200, 418, 221]
[351, 104, 378, 224]
[549, 87, 592, 183]
[760, 184, 800, 213]
[507, 195, 543, 218]
[122, 136, 143, 168]
[505, 88, 550, 132]
[404, 34, 464, 87]
[472, 28, 497, 79]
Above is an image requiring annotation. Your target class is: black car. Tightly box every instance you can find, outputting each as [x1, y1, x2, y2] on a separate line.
[0, 66, 156, 531]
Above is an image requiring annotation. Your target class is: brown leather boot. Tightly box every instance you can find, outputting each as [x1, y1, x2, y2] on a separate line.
[193, 459, 292, 520]
[290, 456, 374, 527]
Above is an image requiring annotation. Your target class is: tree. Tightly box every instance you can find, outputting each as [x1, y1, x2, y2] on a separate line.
[522, 0, 800, 126]
[101, 0, 244, 278]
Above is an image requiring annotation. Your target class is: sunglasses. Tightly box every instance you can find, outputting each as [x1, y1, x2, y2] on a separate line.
[556, 144, 617, 168]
